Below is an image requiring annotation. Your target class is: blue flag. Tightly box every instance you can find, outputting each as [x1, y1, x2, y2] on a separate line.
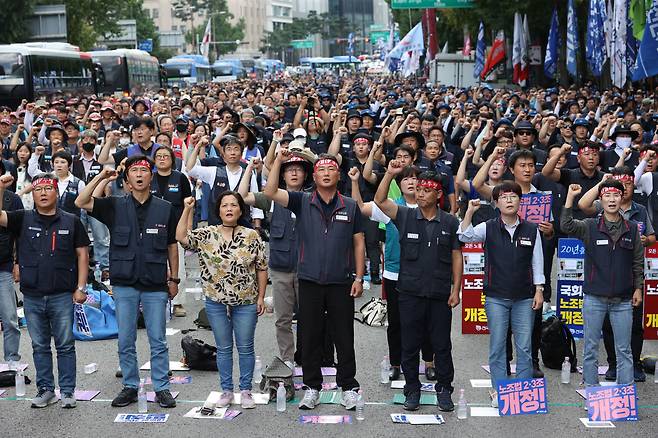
[632, 0, 658, 80]
[474, 21, 485, 79]
[347, 32, 355, 59]
[545, 9, 559, 79]
[586, 0, 608, 77]
[567, 0, 580, 77]
[627, 1, 639, 78]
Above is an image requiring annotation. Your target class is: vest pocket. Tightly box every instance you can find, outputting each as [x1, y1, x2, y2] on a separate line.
[402, 241, 420, 260]
[143, 252, 168, 285]
[270, 222, 285, 239]
[112, 226, 131, 246]
[54, 265, 75, 291]
[19, 260, 38, 289]
[109, 253, 136, 281]
[153, 234, 168, 251]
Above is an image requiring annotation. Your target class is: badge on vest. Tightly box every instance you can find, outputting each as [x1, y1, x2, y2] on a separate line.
[518, 238, 532, 247]
[334, 214, 350, 222]
[57, 230, 69, 235]
[168, 184, 179, 193]
[28, 227, 41, 232]
[596, 239, 608, 246]
[146, 228, 159, 234]
[407, 233, 419, 239]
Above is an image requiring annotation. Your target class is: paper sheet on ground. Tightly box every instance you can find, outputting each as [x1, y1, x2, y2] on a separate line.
[183, 407, 241, 420]
[576, 366, 608, 375]
[470, 379, 492, 388]
[0, 363, 28, 372]
[165, 328, 180, 336]
[470, 407, 500, 417]
[481, 364, 516, 374]
[208, 391, 270, 405]
[390, 414, 445, 424]
[140, 361, 189, 371]
[390, 381, 434, 392]
[579, 418, 615, 428]
[54, 390, 100, 401]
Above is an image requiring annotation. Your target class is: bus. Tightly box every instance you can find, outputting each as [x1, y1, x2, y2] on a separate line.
[0, 43, 101, 108]
[302, 56, 360, 72]
[163, 55, 211, 87]
[211, 61, 244, 82]
[90, 49, 165, 96]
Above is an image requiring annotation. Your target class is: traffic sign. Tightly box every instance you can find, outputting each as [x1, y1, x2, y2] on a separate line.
[291, 39, 314, 49]
[138, 39, 153, 53]
[391, 0, 474, 9]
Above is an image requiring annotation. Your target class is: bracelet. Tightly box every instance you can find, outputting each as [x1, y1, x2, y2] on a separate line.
[76, 286, 87, 293]
[168, 277, 181, 284]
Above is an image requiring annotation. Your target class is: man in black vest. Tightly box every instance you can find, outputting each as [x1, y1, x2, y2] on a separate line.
[561, 181, 643, 388]
[75, 156, 180, 409]
[459, 181, 545, 408]
[0, 173, 89, 409]
[375, 161, 462, 412]
[264, 151, 365, 411]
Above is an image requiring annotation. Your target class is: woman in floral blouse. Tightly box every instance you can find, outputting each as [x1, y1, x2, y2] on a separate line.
[177, 191, 268, 410]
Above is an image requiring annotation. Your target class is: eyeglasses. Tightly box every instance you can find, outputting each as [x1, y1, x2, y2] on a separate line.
[498, 194, 519, 202]
[516, 131, 534, 136]
[155, 155, 171, 160]
[33, 186, 55, 193]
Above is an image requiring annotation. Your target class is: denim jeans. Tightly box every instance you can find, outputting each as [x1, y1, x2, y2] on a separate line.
[113, 286, 170, 391]
[23, 292, 76, 393]
[484, 296, 534, 390]
[80, 211, 110, 271]
[583, 294, 633, 386]
[205, 299, 257, 391]
[0, 271, 20, 361]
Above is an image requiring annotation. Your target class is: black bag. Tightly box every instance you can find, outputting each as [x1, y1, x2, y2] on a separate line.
[0, 370, 31, 387]
[181, 335, 218, 371]
[641, 356, 656, 374]
[194, 308, 211, 329]
[540, 315, 578, 371]
[259, 357, 295, 401]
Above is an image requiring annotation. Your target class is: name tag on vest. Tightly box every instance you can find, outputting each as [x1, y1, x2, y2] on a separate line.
[596, 239, 608, 246]
[146, 228, 159, 234]
[334, 214, 349, 222]
[518, 238, 532, 247]
[58, 230, 69, 235]
[28, 227, 41, 232]
[407, 233, 419, 239]
[168, 184, 179, 192]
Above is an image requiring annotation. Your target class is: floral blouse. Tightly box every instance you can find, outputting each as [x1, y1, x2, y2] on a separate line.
[184, 225, 268, 305]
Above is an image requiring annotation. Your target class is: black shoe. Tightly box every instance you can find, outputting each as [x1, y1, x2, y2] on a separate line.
[111, 387, 137, 407]
[371, 275, 382, 285]
[115, 369, 122, 378]
[390, 366, 401, 381]
[425, 366, 437, 381]
[155, 389, 177, 408]
[168, 370, 173, 376]
[403, 391, 420, 411]
[506, 362, 512, 376]
[436, 388, 454, 412]
[605, 366, 617, 381]
[634, 365, 646, 382]
[532, 361, 544, 378]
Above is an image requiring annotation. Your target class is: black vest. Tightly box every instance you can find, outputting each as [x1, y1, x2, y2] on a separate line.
[108, 195, 171, 288]
[18, 209, 78, 296]
[296, 191, 358, 285]
[58, 177, 81, 216]
[583, 216, 636, 298]
[0, 191, 20, 264]
[648, 173, 658, 230]
[208, 165, 245, 226]
[397, 207, 458, 298]
[151, 170, 185, 221]
[269, 202, 298, 272]
[483, 218, 537, 300]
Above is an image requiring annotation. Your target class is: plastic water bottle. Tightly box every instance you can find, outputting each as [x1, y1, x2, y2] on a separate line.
[138, 378, 148, 413]
[457, 389, 467, 419]
[363, 280, 371, 290]
[276, 382, 286, 412]
[194, 279, 202, 301]
[561, 357, 571, 384]
[654, 361, 658, 384]
[355, 390, 365, 421]
[254, 356, 262, 385]
[165, 300, 172, 322]
[14, 366, 25, 397]
[380, 356, 390, 384]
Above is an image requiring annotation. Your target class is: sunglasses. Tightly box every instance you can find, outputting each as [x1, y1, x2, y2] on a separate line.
[516, 131, 534, 136]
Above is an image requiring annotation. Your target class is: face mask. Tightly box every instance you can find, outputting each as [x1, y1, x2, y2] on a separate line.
[82, 142, 95, 152]
[119, 137, 130, 146]
[183, 108, 192, 116]
[176, 125, 187, 133]
[616, 137, 632, 148]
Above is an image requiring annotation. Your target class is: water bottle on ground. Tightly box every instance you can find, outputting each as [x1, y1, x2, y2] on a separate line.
[561, 357, 571, 384]
[355, 390, 365, 421]
[254, 356, 262, 386]
[654, 361, 658, 383]
[380, 355, 390, 384]
[194, 279, 202, 301]
[276, 382, 286, 412]
[138, 378, 148, 413]
[14, 366, 25, 397]
[457, 388, 467, 419]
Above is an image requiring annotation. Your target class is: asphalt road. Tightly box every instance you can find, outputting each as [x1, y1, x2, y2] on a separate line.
[2, 259, 657, 437]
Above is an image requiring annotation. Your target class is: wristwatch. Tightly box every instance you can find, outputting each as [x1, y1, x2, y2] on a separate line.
[168, 277, 181, 285]
[76, 286, 87, 294]
[354, 277, 364, 283]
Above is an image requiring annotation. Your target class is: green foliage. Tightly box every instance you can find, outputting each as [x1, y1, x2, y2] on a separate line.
[0, 0, 37, 43]
[260, 12, 350, 54]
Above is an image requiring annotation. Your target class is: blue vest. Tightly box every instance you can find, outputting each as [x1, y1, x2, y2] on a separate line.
[295, 191, 358, 285]
[58, 177, 81, 217]
[127, 142, 160, 159]
[483, 218, 537, 300]
[150, 170, 184, 220]
[269, 202, 298, 272]
[108, 195, 171, 288]
[18, 209, 78, 296]
[583, 216, 636, 298]
[208, 164, 248, 226]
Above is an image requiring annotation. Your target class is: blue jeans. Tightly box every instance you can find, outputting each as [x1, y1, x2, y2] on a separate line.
[81, 211, 110, 271]
[205, 300, 257, 391]
[0, 271, 20, 361]
[484, 296, 534, 390]
[583, 294, 633, 386]
[23, 292, 76, 393]
[113, 286, 170, 391]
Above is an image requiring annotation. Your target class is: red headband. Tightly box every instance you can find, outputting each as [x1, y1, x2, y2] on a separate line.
[33, 177, 57, 188]
[314, 158, 338, 172]
[600, 186, 622, 196]
[612, 174, 633, 182]
[417, 179, 442, 191]
[126, 159, 151, 171]
[578, 146, 599, 155]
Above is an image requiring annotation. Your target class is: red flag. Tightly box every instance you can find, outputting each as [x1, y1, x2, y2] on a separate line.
[482, 30, 506, 79]
[422, 9, 439, 60]
[463, 26, 471, 56]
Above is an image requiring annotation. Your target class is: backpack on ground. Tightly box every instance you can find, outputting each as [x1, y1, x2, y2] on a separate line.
[540, 315, 578, 371]
[194, 308, 211, 329]
[181, 335, 218, 371]
[354, 297, 387, 327]
[259, 356, 295, 401]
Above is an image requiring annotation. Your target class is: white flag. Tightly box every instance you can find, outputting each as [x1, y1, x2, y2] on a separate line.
[611, 0, 627, 87]
[200, 18, 212, 58]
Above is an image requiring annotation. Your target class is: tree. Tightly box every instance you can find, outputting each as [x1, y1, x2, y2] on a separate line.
[0, 0, 37, 43]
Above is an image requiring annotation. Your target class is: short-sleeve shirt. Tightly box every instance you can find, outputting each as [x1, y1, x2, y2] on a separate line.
[6, 209, 90, 249]
[393, 205, 461, 252]
[287, 191, 364, 234]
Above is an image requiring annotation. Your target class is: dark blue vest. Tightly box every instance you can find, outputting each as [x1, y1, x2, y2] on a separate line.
[269, 202, 297, 272]
[18, 209, 78, 296]
[108, 195, 171, 288]
[483, 218, 537, 300]
[127, 142, 160, 159]
[150, 170, 184, 220]
[208, 164, 247, 226]
[58, 177, 81, 216]
[583, 216, 636, 298]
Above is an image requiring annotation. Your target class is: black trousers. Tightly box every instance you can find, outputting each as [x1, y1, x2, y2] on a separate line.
[363, 219, 381, 278]
[298, 279, 358, 391]
[603, 303, 644, 367]
[542, 234, 557, 302]
[384, 278, 434, 367]
[399, 292, 454, 394]
[294, 312, 336, 368]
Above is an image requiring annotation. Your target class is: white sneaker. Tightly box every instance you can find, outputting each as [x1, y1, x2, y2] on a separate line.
[490, 391, 499, 408]
[341, 389, 359, 410]
[298, 388, 320, 410]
